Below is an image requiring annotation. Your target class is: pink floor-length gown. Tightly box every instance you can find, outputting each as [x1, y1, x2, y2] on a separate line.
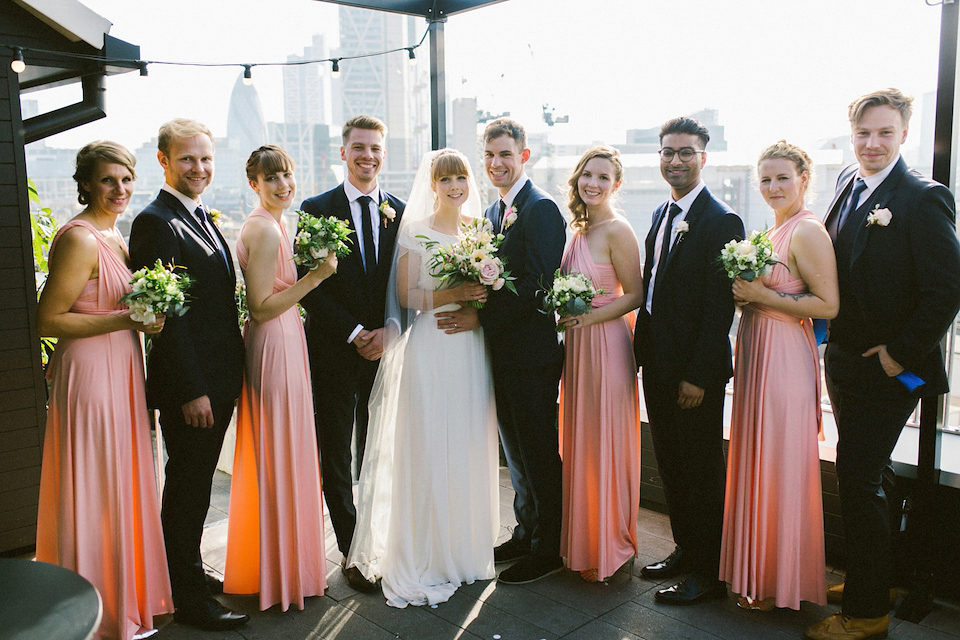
[224, 208, 327, 610]
[559, 232, 641, 581]
[719, 210, 827, 610]
[36, 220, 173, 640]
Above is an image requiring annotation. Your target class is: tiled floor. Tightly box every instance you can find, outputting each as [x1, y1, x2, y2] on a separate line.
[142, 469, 960, 640]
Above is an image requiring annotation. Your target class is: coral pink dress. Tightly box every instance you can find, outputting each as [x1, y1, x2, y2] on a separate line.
[559, 232, 641, 581]
[224, 208, 327, 610]
[719, 210, 826, 609]
[36, 220, 172, 640]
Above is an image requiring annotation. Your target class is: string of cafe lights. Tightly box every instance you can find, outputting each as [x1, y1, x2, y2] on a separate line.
[6, 25, 427, 83]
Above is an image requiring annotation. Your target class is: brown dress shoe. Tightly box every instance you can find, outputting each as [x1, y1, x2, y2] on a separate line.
[804, 613, 889, 640]
[825, 583, 897, 607]
[341, 561, 378, 593]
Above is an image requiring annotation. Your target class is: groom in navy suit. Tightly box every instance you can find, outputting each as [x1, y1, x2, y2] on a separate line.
[298, 115, 404, 593]
[129, 118, 247, 630]
[805, 89, 960, 640]
[633, 117, 743, 605]
[437, 118, 566, 584]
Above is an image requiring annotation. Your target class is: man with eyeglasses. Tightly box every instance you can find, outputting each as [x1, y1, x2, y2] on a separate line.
[633, 116, 743, 605]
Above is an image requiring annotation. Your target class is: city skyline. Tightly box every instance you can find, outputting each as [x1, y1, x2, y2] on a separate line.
[21, 0, 945, 162]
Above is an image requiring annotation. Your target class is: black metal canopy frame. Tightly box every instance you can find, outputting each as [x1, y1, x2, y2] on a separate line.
[317, 0, 507, 149]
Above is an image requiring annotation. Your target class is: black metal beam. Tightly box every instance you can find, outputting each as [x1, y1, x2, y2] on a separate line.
[429, 16, 446, 149]
[314, 0, 506, 18]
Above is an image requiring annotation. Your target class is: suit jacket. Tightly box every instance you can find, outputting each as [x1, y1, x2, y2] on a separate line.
[298, 184, 405, 359]
[825, 157, 960, 396]
[633, 186, 744, 390]
[478, 179, 566, 369]
[128, 189, 244, 409]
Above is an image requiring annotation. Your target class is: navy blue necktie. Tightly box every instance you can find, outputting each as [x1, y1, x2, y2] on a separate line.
[836, 178, 867, 233]
[659, 204, 682, 263]
[654, 204, 682, 290]
[498, 199, 507, 232]
[195, 206, 227, 264]
[358, 195, 377, 275]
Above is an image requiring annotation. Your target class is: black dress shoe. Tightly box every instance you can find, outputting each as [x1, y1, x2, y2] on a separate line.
[342, 563, 379, 594]
[174, 597, 249, 631]
[641, 546, 690, 579]
[497, 555, 563, 584]
[654, 575, 726, 606]
[204, 573, 224, 594]
[494, 538, 530, 563]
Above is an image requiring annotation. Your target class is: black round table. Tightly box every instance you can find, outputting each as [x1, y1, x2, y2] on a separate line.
[0, 558, 101, 640]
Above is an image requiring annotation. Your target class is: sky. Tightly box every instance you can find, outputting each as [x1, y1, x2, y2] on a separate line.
[28, 0, 949, 158]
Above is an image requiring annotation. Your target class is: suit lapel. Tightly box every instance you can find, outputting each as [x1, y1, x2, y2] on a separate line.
[484, 201, 499, 228]
[849, 157, 907, 268]
[159, 190, 230, 273]
[645, 203, 668, 284]
[825, 167, 857, 229]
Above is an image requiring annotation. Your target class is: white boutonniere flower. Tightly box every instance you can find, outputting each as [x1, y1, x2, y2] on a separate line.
[503, 205, 518, 230]
[208, 208, 222, 227]
[866, 205, 892, 227]
[675, 220, 689, 237]
[379, 201, 397, 228]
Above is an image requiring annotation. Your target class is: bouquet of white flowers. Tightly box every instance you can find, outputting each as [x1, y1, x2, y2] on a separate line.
[718, 229, 781, 281]
[421, 217, 517, 308]
[120, 259, 193, 325]
[293, 209, 353, 269]
[539, 269, 605, 332]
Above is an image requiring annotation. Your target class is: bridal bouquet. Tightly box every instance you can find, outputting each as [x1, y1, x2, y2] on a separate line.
[120, 259, 193, 325]
[539, 269, 605, 332]
[718, 229, 781, 281]
[293, 209, 353, 269]
[421, 217, 517, 308]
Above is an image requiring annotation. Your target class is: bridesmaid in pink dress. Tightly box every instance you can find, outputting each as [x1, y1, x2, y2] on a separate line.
[558, 146, 644, 583]
[36, 141, 173, 640]
[223, 145, 336, 611]
[719, 141, 839, 611]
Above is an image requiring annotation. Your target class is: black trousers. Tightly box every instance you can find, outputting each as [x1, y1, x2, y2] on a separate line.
[825, 344, 918, 619]
[157, 400, 235, 609]
[493, 359, 563, 558]
[643, 378, 727, 579]
[312, 353, 378, 555]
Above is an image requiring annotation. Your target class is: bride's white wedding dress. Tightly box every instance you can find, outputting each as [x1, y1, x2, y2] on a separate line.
[347, 219, 499, 608]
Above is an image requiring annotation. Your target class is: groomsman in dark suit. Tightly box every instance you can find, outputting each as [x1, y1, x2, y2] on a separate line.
[437, 118, 566, 584]
[129, 119, 248, 630]
[298, 115, 404, 592]
[805, 89, 960, 640]
[633, 117, 743, 605]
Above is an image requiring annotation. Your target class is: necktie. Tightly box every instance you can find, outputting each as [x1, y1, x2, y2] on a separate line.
[358, 195, 377, 275]
[654, 204, 682, 290]
[195, 206, 227, 264]
[498, 199, 507, 232]
[836, 178, 867, 233]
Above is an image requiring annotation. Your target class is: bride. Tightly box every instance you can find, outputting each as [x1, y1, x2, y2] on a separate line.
[346, 148, 500, 608]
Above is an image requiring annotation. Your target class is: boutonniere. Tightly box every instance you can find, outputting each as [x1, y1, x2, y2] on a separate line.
[379, 200, 397, 228]
[208, 208, 222, 227]
[674, 220, 689, 239]
[503, 205, 518, 230]
[866, 205, 892, 227]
